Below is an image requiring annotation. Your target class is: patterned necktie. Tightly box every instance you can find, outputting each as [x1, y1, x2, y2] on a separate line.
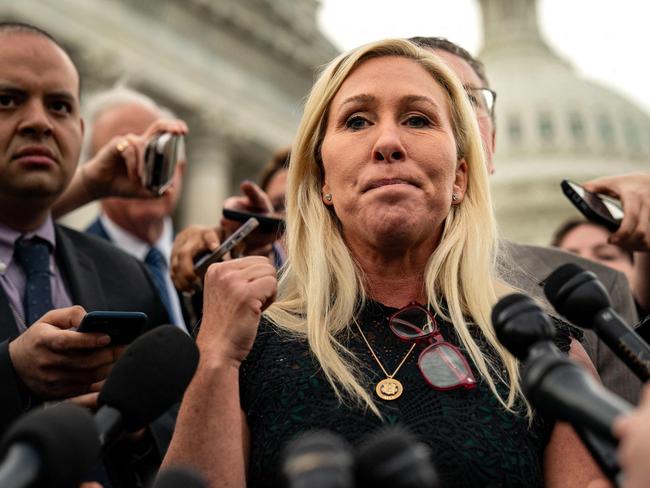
[13, 238, 54, 326]
[145, 246, 174, 324]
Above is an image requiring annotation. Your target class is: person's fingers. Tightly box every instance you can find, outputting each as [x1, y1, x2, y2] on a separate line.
[38, 305, 87, 330]
[240, 181, 274, 212]
[611, 194, 640, 247]
[64, 391, 100, 410]
[582, 177, 621, 199]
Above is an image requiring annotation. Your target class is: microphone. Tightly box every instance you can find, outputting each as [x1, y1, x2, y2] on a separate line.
[0, 404, 100, 488]
[543, 263, 650, 381]
[153, 467, 207, 488]
[492, 293, 633, 440]
[356, 426, 439, 488]
[95, 324, 200, 451]
[492, 293, 631, 483]
[282, 430, 354, 488]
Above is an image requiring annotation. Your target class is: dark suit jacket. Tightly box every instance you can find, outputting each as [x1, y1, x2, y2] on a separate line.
[0, 224, 169, 431]
[499, 240, 642, 404]
[86, 217, 201, 329]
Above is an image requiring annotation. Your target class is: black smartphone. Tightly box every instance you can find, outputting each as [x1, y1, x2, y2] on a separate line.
[143, 133, 183, 195]
[193, 217, 260, 278]
[561, 179, 624, 232]
[77, 311, 149, 345]
[222, 208, 285, 234]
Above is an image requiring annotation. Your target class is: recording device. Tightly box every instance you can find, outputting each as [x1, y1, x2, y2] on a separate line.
[355, 427, 439, 488]
[78, 311, 148, 345]
[543, 263, 650, 381]
[153, 467, 207, 488]
[282, 430, 354, 488]
[223, 208, 285, 234]
[143, 132, 184, 195]
[561, 179, 623, 232]
[492, 293, 632, 483]
[95, 325, 199, 451]
[193, 217, 260, 278]
[0, 404, 100, 488]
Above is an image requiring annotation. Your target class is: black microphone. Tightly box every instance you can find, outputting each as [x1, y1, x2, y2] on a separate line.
[492, 293, 631, 483]
[492, 293, 633, 441]
[95, 324, 199, 451]
[282, 430, 354, 488]
[0, 404, 100, 488]
[543, 262, 650, 381]
[356, 426, 439, 488]
[153, 467, 207, 488]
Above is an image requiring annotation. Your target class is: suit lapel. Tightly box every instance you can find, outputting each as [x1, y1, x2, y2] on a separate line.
[55, 226, 107, 311]
[0, 287, 18, 341]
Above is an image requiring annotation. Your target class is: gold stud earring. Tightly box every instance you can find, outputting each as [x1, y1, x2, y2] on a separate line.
[324, 193, 333, 202]
[452, 193, 458, 202]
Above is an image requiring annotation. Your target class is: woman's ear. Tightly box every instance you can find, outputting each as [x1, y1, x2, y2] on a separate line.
[452, 158, 468, 204]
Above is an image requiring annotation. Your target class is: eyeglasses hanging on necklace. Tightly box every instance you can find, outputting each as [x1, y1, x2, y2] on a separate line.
[388, 303, 477, 392]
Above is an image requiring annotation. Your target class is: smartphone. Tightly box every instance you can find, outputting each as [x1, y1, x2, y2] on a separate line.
[561, 179, 624, 232]
[143, 133, 183, 195]
[77, 311, 149, 345]
[222, 208, 285, 234]
[193, 217, 260, 277]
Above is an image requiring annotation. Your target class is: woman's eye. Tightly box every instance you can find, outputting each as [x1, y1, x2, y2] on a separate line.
[405, 115, 429, 128]
[345, 116, 368, 130]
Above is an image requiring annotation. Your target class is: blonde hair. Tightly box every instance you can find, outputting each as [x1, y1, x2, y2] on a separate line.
[265, 39, 525, 416]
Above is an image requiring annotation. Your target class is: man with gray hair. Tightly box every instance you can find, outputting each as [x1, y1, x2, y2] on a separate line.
[83, 86, 189, 331]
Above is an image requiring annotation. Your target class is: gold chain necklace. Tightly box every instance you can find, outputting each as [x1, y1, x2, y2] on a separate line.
[354, 319, 416, 401]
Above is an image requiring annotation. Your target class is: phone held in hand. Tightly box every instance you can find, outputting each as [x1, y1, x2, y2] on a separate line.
[222, 208, 285, 234]
[193, 217, 260, 278]
[77, 311, 149, 345]
[561, 179, 624, 233]
[143, 133, 184, 195]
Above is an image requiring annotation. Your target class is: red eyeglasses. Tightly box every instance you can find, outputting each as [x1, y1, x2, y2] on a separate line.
[388, 303, 477, 391]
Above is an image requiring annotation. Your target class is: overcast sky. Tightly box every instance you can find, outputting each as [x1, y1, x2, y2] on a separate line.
[317, 0, 650, 113]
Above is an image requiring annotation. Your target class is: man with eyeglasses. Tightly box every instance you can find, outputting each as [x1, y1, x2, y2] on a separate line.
[409, 36, 642, 404]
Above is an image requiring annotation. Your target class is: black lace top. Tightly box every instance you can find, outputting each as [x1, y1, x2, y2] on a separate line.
[240, 300, 580, 488]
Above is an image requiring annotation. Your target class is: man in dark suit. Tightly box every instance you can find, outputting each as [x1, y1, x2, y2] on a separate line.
[410, 36, 642, 403]
[0, 22, 173, 486]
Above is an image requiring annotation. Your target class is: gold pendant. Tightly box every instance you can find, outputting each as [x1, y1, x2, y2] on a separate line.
[375, 378, 403, 400]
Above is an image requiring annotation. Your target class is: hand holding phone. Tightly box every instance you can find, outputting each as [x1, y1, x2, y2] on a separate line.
[77, 311, 149, 345]
[193, 218, 260, 279]
[561, 179, 624, 232]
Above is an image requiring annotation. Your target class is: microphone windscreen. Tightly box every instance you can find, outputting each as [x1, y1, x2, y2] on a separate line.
[153, 467, 206, 488]
[0, 403, 100, 488]
[543, 263, 584, 305]
[99, 325, 199, 431]
[356, 426, 438, 488]
[282, 430, 354, 488]
[491, 293, 531, 330]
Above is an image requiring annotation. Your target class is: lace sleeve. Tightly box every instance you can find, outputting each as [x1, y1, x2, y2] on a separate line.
[550, 316, 584, 353]
[239, 317, 275, 412]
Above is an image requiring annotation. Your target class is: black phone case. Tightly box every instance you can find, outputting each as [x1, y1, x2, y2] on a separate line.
[78, 311, 148, 345]
[561, 180, 622, 233]
[222, 208, 285, 234]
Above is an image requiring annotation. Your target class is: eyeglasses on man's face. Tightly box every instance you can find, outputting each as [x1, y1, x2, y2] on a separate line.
[464, 86, 497, 118]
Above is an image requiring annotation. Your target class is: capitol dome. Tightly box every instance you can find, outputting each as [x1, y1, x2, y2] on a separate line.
[477, 0, 649, 244]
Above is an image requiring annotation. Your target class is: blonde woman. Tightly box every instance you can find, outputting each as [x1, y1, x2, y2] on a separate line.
[163, 39, 604, 487]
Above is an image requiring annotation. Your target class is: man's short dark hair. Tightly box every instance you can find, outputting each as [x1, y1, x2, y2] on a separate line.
[409, 36, 490, 88]
[0, 21, 81, 92]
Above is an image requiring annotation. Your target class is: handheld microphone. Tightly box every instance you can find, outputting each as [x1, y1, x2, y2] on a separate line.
[153, 467, 207, 488]
[0, 404, 100, 488]
[492, 293, 632, 482]
[95, 324, 200, 451]
[543, 263, 650, 381]
[355, 426, 438, 488]
[282, 430, 354, 488]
